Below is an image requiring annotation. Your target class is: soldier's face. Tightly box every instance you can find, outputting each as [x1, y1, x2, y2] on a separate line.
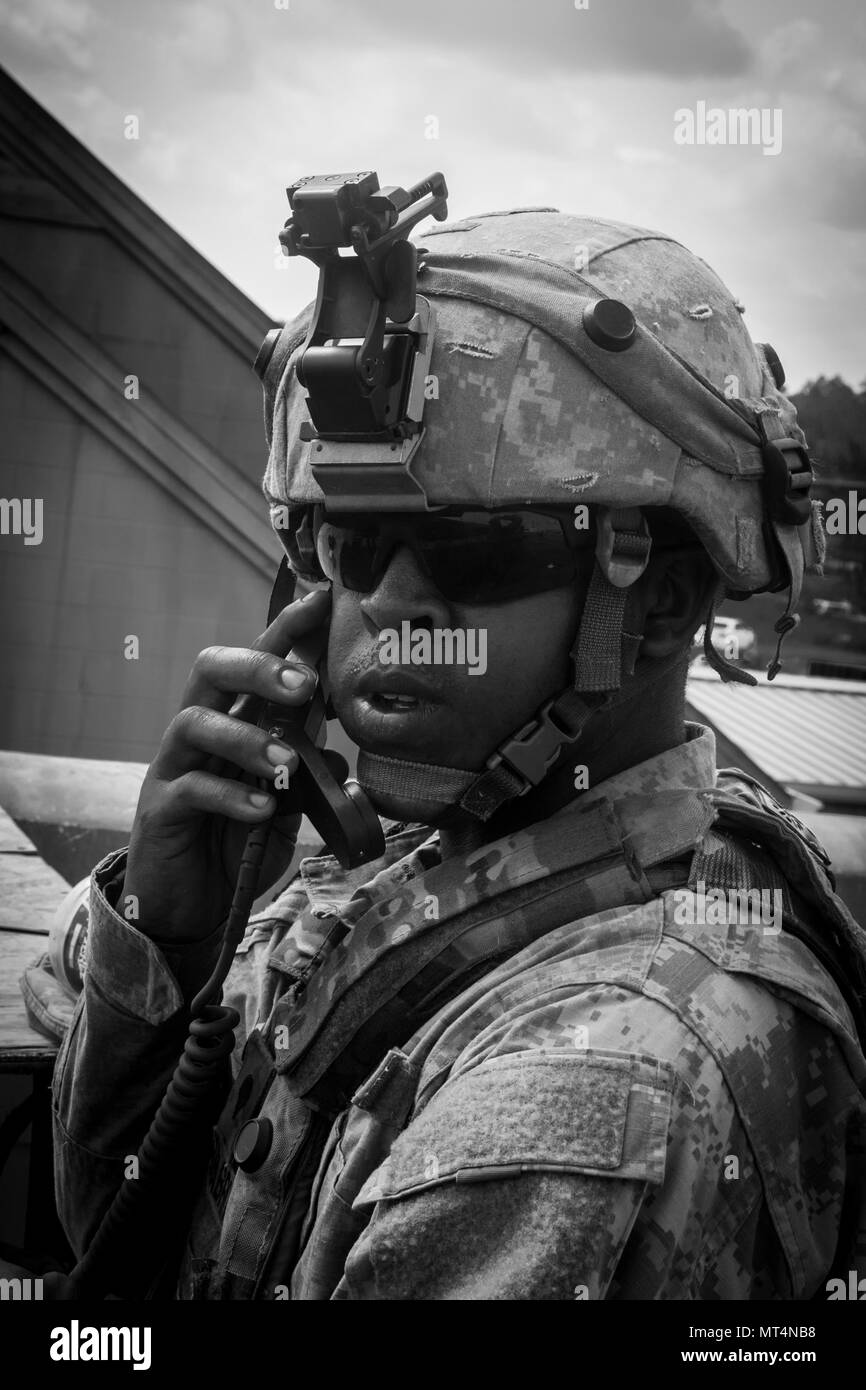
[326, 533, 581, 814]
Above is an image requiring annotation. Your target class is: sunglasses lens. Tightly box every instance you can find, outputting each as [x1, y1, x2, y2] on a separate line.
[315, 511, 577, 602]
[428, 514, 576, 601]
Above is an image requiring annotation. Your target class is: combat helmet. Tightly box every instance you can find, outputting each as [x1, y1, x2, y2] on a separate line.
[256, 191, 823, 823]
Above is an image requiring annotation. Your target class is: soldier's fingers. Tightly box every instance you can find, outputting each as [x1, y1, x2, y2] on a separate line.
[249, 585, 331, 657]
[180, 640, 318, 715]
[161, 769, 277, 824]
[151, 706, 301, 782]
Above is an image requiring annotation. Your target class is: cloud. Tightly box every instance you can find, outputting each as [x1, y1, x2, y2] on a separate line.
[135, 127, 195, 183]
[746, 17, 866, 234]
[159, 0, 261, 88]
[1, 0, 862, 384]
[822, 179, 866, 231]
[0, 0, 96, 73]
[170, 1, 238, 66]
[616, 145, 670, 164]
[302, 0, 753, 79]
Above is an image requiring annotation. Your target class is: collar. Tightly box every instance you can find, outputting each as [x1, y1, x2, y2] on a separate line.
[295, 722, 716, 917]
[571, 720, 716, 809]
[297, 821, 438, 916]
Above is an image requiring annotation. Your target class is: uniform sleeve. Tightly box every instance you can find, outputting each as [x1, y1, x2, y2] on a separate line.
[334, 1049, 676, 1300]
[51, 848, 262, 1256]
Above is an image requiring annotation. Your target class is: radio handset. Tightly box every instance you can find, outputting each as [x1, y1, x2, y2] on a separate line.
[254, 624, 385, 872]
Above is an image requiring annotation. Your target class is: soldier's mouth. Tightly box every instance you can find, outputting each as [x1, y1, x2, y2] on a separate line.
[356, 691, 441, 722]
[356, 668, 445, 707]
[350, 691, 449, 751]
[368, 692, 420, 712]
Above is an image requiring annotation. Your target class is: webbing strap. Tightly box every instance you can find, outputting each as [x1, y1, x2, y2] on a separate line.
[767, 522, 805, 680]
[458, 760, 528, 821]
[573, 565, 631, 691]
[357, 754, 477, 803]
[573, 507, 651, 691]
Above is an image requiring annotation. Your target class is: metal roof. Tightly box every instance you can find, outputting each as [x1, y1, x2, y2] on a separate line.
[686, 669, 866, 794]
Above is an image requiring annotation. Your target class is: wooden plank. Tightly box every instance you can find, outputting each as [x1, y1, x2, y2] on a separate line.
[0, 850, 71, 933]
[0, 811, 67, 1062]
[0, 804, 35, 853]
[0, 800, 70, 939]
[0, 800, 113, 1064]
[0, 751, 147, 831]
[0, 931, 60, 1065]
[0, 802, 71, 934]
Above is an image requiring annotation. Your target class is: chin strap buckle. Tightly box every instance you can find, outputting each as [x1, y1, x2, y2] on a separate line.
[761, 436, 813, 527]
[484, 696, 577, 796]
[594, 508, 651, 587]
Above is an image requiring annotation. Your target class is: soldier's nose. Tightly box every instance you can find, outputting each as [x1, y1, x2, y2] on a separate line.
[359, 544, 452, 634]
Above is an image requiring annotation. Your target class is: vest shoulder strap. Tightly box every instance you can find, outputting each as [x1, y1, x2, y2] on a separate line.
[699, 769, 866, 1050]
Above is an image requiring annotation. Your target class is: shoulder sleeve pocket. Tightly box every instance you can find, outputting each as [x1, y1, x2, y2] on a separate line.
[354, 1049, 676, 1208]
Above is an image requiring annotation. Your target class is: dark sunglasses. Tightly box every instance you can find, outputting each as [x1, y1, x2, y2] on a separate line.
[309, 507, 590, 604]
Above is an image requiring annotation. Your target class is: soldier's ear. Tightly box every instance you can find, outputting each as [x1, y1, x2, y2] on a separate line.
[638, 549, 717, 659]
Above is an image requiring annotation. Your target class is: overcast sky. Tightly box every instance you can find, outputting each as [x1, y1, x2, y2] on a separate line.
[3, 0, 864, 390]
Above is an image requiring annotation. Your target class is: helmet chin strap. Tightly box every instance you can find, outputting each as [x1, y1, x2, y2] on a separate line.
[356, 508, 653, 824]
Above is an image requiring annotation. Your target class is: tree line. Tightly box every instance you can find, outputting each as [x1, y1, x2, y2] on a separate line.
[791, 377, 866, 483]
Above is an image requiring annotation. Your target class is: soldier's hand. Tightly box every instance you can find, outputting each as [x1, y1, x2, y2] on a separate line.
[123, 588, 330, 943]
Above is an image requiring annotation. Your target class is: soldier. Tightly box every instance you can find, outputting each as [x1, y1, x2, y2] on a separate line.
[53, 208, 866, 1300]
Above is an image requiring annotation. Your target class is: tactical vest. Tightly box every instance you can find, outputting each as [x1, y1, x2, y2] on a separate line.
[189, 771, 866, 1299]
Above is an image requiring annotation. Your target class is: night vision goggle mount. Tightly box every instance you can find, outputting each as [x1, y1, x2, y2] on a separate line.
[279, 170, 448, 509]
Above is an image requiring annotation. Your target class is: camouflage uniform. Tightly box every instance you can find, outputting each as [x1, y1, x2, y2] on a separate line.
[53, 725, 866, 1299]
